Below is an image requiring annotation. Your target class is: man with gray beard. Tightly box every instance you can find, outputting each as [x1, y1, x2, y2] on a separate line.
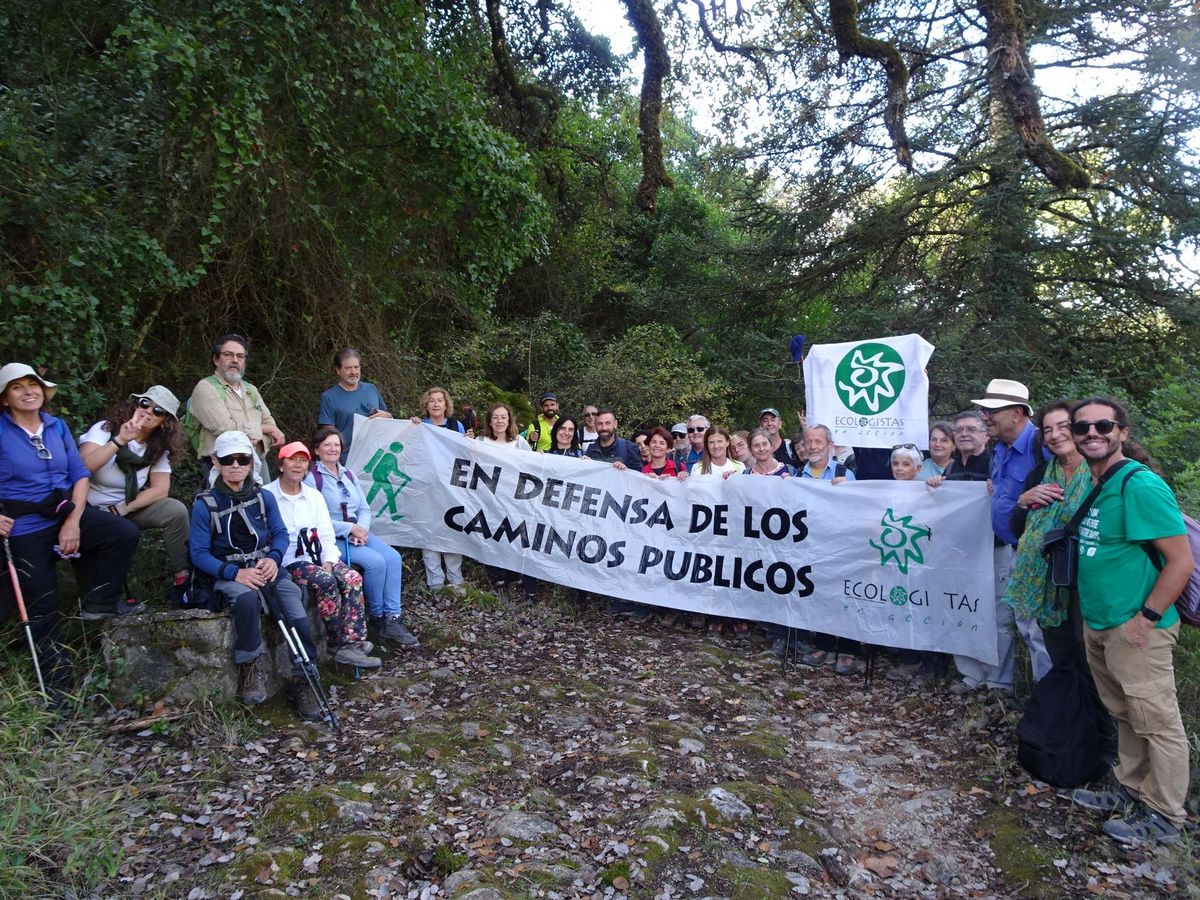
[188, 333, 285, 480]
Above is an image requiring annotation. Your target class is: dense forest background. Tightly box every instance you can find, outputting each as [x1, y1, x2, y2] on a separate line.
[2, 0, 1198, 504]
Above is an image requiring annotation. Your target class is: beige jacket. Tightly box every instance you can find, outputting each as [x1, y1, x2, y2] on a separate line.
[188, 374, 278, 458]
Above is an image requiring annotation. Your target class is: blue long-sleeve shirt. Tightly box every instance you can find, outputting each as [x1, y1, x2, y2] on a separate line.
[990, 420, 1045, 546]
[189, 486, 289, 582]
[0, 411, 90, 536]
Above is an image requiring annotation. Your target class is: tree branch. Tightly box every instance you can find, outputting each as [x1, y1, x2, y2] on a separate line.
[622, 0, 675, 212]
[828, 0, 913, 170]
[976, 0, 1091, 189]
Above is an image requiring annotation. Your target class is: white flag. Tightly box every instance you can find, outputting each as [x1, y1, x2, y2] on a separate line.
[804, 334, 934, 449]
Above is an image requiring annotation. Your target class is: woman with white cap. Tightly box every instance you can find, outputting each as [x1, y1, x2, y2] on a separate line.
[0, 363, 141, 692]
[79, 386, 192, 604]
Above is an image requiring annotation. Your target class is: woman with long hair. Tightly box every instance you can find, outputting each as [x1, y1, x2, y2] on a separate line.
[79, 386, 191, 602]
[547, 415, 584, 457]
[690, 426, 744, 479]
[478, 403, 536, 599]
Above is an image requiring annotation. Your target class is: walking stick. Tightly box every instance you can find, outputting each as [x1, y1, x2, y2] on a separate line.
[256, 586, 340, 732]
[3, 535, 47, 696]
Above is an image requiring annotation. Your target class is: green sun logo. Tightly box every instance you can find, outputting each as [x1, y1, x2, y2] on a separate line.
[834, 342, 907, 416]
[870, 508, 931, 574]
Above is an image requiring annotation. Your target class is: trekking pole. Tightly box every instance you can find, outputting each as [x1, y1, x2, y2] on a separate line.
[2, 535, 47, 696]
[257, 587, 340, 733]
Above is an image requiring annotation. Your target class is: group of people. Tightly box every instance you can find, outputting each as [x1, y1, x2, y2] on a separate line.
[1, 342, 1194, 848]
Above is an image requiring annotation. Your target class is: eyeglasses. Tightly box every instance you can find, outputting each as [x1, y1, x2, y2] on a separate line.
[1071, 419, 1119, 436]
[892, 443, 917, 450]
[218, 351, 246, 361]
[29, 433, 52, 460]
[137, 397, 168, 417]
[217, 453, 253, 466]
[583, 411, 597, 417]
[952, 426, 984, 434]
[687, 426, 707, 433]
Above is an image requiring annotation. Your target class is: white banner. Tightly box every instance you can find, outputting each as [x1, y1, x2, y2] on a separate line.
[804, 333, 934, 449]
[348, 419, 998, 664]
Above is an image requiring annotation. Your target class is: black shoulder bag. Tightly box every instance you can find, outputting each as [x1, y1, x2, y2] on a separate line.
[1040, 459, 1130, 588]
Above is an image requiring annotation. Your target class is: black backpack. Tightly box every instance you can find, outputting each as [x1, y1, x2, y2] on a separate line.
[1016, 665, 1108, 788]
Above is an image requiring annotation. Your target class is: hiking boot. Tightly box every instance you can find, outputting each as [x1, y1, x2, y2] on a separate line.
[1072, 783, 1136, 814]
[380, 616, 419, 647]
[334, 642, 382, 668]
[1102, 803, 1181, 845]
[801, 649, 831, 668]
[169, 578, 189, 607]
[239, 654, 269, 705]
[287, 679, 324, 722]
[80, 598, 117, 621]
[445, 583, 468, 598]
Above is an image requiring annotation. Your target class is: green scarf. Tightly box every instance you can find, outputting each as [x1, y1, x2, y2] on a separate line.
[113, 442, 150, 504]
[1003, 458, 1092, 627]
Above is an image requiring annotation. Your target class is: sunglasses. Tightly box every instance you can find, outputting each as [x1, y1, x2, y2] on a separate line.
[1071, 419, 1119, 436]
[892, 442, 917, 450]
[218, 453, 254, 466]
[137, 397, 169, 417]
[687, 426, 707, 433]
[29, 433, 52, 461]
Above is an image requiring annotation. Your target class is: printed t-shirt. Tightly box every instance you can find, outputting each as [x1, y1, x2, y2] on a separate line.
[1076, 463, 1186, 630]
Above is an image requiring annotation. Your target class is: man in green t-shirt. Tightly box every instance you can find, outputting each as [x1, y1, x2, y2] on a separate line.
[1069, 398, 1195, 845]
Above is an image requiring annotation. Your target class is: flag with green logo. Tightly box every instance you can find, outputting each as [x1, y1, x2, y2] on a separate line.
[803, 334, 934, 449]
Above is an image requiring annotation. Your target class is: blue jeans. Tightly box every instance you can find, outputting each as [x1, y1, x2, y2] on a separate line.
[346, 533, 402, 617]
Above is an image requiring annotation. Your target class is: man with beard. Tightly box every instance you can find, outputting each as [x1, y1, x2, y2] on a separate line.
[521, 391, 560, 452]
[188, 334, 285, 481]
[1068, 397, 1194, 846]
[584, 408, 642, 470]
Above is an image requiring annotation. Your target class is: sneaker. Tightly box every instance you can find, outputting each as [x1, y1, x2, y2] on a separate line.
[115, 596, 148, 617]
[608, 599, 636, 617]
[1072, 783, 1136, 814]
[948, 680, 979, 695]
[1102, 803, 1181, 845]
[446, 583, 468, 598]
[334, 642, 382, 668]
[380, 616, 419, 647]
[834, 654, 865, 676]
[801, 649, 831, 668]
[287, 679, 324, 722]
[239, 654, 269, 705]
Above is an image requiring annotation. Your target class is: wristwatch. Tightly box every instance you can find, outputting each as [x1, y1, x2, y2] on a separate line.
[1140, 605, 1162, 622]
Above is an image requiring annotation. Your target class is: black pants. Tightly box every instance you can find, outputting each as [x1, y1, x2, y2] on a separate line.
[1, 508, 140, 687]
[1042, 592, 1119, 763]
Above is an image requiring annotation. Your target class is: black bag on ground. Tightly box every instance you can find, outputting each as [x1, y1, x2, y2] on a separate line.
[1016, 665, 1108, 788]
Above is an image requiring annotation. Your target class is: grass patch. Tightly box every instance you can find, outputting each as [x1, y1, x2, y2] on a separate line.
[731, 728, 788, 760]
[979, 805, 1057, 898]
[0, 654, 130, 896]
[717, 864, 795, 898]
[256, 787, 339, 836]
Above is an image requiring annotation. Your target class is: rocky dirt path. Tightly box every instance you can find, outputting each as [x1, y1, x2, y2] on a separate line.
[97, 580, 1194, 898]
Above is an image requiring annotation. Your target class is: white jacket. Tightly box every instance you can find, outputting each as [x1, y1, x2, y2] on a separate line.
[263, 480, 341, 567]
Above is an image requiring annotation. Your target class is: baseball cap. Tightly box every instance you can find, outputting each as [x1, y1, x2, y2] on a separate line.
[277, 441, 312, 460]
[671, 422, 687, 436]
[212, 431, 255, 458]
[759, 407, 781, 419]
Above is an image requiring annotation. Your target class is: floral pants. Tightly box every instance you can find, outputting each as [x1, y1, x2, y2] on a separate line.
[285, 561, 366, 646]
